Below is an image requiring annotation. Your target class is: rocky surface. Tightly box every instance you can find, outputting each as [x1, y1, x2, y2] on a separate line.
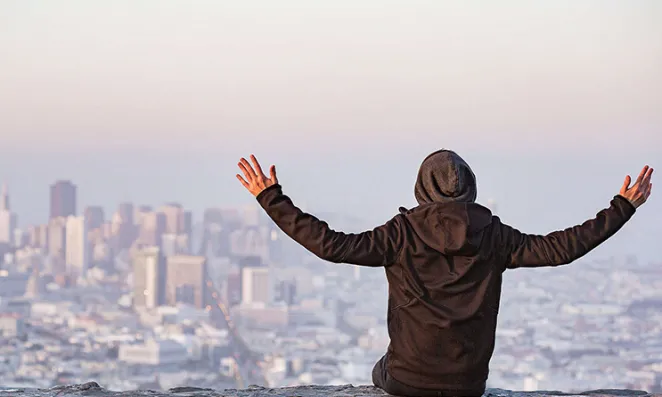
[0, 383, 657, 397]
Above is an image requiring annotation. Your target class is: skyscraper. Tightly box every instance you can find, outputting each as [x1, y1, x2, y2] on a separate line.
[159, 203, 184, 234]
[0, 184, 17, 246]
[132, 247, 166, 309]
[137, 211, 166, 247]
[65, 216, 89, 277]
[113, 203, 137, 250]
[225, 266, 242, 307]
[241, 266, 271, 305]
[84, 206, 105, 230]
[0, 184, 8, 210]
[50, 180, 77, 220]
[165, 255, 207, 309]
[47, 217, 67, 260]
[117, 202, 134, 225]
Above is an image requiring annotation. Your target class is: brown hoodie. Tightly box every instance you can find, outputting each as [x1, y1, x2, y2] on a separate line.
[255, 152, 636, 393]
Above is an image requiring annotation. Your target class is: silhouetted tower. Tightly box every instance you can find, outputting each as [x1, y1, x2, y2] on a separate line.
[50, 180, 77, 219]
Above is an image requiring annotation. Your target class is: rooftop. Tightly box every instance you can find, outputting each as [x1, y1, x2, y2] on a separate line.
[0, 383, 654, 397]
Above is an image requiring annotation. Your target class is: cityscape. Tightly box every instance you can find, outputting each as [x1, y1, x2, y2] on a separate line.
[0, 180, 660, 393]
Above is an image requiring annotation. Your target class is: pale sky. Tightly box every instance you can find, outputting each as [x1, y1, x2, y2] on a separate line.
[0, 1, 660, 261]
[1, 0, 660, 152]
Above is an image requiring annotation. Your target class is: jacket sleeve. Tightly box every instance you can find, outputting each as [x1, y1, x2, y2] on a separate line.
[499, 195, 636, 269]
[256, 184, 405, 266]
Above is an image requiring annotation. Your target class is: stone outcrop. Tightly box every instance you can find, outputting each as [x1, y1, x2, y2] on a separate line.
[0, 383, 657, 397]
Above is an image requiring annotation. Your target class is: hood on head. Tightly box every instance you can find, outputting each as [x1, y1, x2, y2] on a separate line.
[414, 149, 477, 205]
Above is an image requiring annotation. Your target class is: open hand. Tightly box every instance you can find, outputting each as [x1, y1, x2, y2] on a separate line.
[620, 165, 653, 208]
[236, 154, 279, 197]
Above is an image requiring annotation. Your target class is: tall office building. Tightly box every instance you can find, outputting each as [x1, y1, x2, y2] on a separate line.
[112, 203, 137, 250]
[159, 203, 184, 234]
[39, 224, 49, 249]
[65, 216, 89, 277]
[132, 247, 166, 309]
[28, 224, 49, 249]
[117, 202, 134, 225]
[230, 227, 270, 260]
[276, 280, 297, 306]
[241, 266, 271, 305]
[157, 204, 192, 242]
[0, 184, 17, 246]
[134, 205, 153, 227]
[50, 180, 77, 219]
[48, 217, 67, 260]
[181, 211, 192, 236]
[138, 212, 166, 247]
[161, 233, 190, 256]
[225, 266, 242, 307]
[84, 206, 105, 230]
[165, 255, 207, 309]
[0, 184, 8, 210]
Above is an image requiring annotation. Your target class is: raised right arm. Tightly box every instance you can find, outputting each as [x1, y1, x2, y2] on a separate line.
[499, 165, 652, 269]
[499, 195, 636, 269]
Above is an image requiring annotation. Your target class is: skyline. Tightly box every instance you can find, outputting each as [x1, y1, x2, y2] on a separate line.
[0, 148, 659, 264]
[0, 1, 660, 262]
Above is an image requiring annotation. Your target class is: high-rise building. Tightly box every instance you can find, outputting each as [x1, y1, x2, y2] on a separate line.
[84, 206, 105, 230]
[27, 226, 40, 248]
[117, 202, 134, 225]
[13, 229, 27, 249]
[47, 217, 67, 260]
[181, 211, 192, 236]
[50, 180, 77, 219]
[132, 246, 166, 309]
[0, 184, 17, 246]
[161, 233, 190, 256]
[134, 205, 152, 227]
[276, 280, 297, 306]
[28, 224, 49, 250]
[65, 216, 89, 277]
[230, 227, 270, 260]
[156, 204, 192, 243]
[159, 203, 184, 234]
[138, 212, 167, 247]
[0, 184, 8, 210]
[225, 266, 242, 307]
[241, 266, 271, 305]
[112, 203, 137, 251]
[165, 255, 207, 309]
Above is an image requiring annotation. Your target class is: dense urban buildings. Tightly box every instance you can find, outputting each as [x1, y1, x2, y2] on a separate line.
[0, 178, 660, 392]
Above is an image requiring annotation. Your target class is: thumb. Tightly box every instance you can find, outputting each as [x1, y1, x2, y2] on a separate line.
[270, 165, 278, 183]
[621, 175, 631, 194]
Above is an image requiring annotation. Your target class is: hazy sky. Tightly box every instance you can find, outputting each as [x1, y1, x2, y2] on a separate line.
[0, 1, 660, 260]
[1, 0, 660, 151]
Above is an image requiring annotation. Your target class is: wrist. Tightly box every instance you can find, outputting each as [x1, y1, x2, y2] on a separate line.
[615, 194, 638, 211]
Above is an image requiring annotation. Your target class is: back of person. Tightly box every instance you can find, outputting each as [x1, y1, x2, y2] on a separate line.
[384, 200, 503, 393]
[235, 150, 653, 397]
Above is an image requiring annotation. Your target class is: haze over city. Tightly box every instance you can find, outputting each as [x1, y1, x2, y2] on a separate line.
[0, 1, 661, 393]
[1, 1, 660, 246]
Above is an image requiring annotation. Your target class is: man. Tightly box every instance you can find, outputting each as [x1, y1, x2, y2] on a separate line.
[236, 151, 653, 397]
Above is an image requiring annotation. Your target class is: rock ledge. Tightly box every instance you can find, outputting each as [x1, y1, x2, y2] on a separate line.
[0, 383, 657, 397]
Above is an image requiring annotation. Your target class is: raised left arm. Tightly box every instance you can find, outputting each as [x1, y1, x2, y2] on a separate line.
[256, 184, 405, 266]
[236, 154, 405, 266]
